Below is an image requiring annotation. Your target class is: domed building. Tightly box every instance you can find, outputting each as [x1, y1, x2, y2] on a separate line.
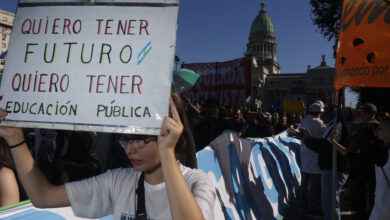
[245, 0, 335, 110]
[245, 0, 280, 101]
[182, 0, 336, 111]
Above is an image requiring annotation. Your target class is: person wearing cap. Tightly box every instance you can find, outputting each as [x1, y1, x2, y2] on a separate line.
[326, 107, 389, 220]
[346, 103, 380, 220]
[299, 110, 350, 220]
[299, 100, 327, 217]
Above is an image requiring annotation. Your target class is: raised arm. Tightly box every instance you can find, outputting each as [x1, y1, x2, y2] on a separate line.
[158, 98, 205, 220]
[0, 109, 69, 208]
[185, 98, 201, 114]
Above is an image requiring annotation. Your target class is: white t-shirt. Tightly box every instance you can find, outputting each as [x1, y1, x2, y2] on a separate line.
[370, 149, 390, 220]
[299, 114, 327, 174]
[65, 164, 215, 220]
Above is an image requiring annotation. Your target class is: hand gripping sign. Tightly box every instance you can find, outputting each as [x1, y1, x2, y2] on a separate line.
[334, 0, 390, 90]
[0, 0, 179, 134]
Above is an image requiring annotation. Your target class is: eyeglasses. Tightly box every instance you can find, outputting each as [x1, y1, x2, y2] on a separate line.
[118, 135, 157, 149]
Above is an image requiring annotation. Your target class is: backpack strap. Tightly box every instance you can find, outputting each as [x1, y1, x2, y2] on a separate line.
[136, 172, 147, 220]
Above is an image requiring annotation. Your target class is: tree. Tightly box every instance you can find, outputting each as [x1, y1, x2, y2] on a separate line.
[310, 0, 341, 42]
[310, 0, 341, 57]
[309, 0, 390, 112]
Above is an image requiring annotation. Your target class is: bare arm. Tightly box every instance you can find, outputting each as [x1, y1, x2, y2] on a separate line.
[158, 98, 205, 220]
[186, 98, 201, 114]
[0, 110, 69, 208]
[329, 132, 349, 156]
[0, 167, 20, 206]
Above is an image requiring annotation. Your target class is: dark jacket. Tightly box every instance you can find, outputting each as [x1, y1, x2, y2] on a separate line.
[303, 121, 350, 172]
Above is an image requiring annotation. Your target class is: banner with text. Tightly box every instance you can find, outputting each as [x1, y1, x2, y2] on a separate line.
[0, 1, 179, 134]
[334, 0, 390, 90]
[182, 58, 251, 107]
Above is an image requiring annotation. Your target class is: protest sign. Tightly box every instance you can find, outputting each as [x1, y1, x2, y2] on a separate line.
[182, 58, 251, 107]
[334, 0, 390, 90]
[0, 0, 179, 134]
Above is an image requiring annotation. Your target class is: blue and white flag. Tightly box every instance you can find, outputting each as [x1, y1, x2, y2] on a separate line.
[197, 130, 301, 220]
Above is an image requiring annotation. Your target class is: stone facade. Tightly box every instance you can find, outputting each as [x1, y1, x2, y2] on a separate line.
[246, 1, 335, 108]
[0, 9, 15, 74]
[263, 55, 335, 107]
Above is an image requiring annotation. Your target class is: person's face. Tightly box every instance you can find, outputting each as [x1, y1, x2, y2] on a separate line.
[120, 135, 160, 172]
[360, 111, 374, 121]
[273, 113, 279, 122]
[206, 105, 219, 119]
[282, 116, 287, 124]
[234, 109, 241, 119]
[296, 114, 303, 123]
[376, 125, 390, 143]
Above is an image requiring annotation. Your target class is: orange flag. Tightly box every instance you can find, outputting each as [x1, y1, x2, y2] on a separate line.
[334, 0, 390, 90]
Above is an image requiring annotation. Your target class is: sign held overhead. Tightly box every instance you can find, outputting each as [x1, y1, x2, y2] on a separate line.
[0, 0, 180, 134]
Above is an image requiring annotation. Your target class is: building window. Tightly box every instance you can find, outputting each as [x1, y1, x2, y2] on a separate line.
[298, 80, 302, 85]
[3, 17, 7, 22]
[319, 77, 325, 83]
[1, 60, 4, 65]
[2, 34, 5, 40]
[1, 43, 6, 48]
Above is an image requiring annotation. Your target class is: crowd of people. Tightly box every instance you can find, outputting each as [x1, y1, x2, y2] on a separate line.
[187, 97, 390, 220]
[186, 97, 304, 151]
[0, 95, 389, 220]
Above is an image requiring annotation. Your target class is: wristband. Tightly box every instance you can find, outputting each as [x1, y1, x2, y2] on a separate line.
[8, 140, 26, 149]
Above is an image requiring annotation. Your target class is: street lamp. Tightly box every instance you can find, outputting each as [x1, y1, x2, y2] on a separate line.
[174, 55, 180, 71]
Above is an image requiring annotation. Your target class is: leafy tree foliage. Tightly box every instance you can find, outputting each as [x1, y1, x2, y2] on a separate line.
[310, 0, 341, 42]
[310, 0, 341, 57]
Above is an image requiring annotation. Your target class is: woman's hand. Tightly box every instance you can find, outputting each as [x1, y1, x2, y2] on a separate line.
[0, 109, 24, 145]
[158, 97, 183, 154]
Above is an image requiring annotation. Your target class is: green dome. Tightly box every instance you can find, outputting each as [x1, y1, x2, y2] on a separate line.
[250, 1, 274, 38]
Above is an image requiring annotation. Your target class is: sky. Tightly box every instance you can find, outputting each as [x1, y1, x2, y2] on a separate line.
[0, 0, 358, 106]
[176, 0, 335, 72]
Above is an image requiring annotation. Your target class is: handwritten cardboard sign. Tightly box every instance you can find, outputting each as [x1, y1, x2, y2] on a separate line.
[0, 0, 179, 134]
[334, 0, 390, 90]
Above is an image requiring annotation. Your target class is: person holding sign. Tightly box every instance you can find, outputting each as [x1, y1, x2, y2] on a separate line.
[0, 94, 215, 220]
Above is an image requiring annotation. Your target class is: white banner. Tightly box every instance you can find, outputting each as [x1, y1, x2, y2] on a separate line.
[0, 1, 179, 134]
[0, 201, 112, 219]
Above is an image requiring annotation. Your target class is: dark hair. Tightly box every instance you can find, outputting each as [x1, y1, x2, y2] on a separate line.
[204, 98, 220, 108]
[380, 119, 390, 130]
[171, 91, 197, 168]
[0, 138, 15, 169]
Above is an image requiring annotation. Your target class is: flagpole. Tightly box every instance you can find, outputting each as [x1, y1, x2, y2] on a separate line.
[331, 88, 344, 220]
[331, 89, 338, 220]
[332, 0, 344, 217]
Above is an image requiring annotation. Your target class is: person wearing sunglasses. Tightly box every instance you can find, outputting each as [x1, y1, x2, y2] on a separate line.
[0, 94, 215, 220]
